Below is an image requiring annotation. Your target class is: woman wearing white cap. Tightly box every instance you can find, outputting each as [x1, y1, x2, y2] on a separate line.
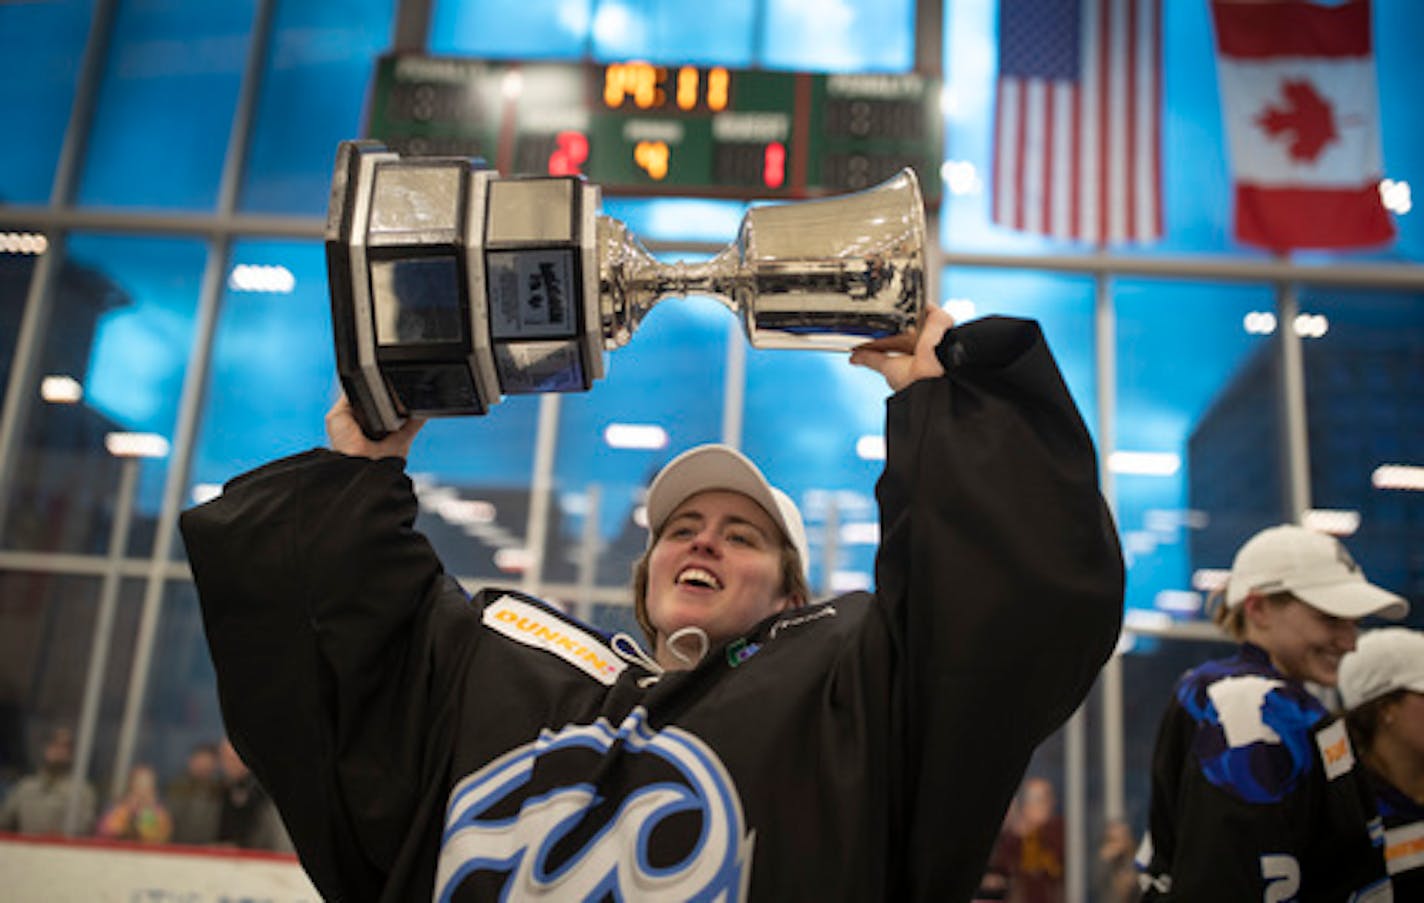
[181, 308, 1124, 902]
[1139, 524, 1409, 901]
[1341, 627, 1424, 898]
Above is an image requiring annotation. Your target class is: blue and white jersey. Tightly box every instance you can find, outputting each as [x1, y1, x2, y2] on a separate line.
[1140, 644, 1391, 902]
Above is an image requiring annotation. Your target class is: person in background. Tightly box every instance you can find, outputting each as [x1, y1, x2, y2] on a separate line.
[96, 763, 172, 843]
[999, 777, 1065, 903]
[1340, 626, 1424, 898]
[1139, 524, 1406, 900]
[0, 726, 95, 836]
[1092, 819, 1140, 903]
[215, 738, 292, 852]
[165, 741, 223, 845]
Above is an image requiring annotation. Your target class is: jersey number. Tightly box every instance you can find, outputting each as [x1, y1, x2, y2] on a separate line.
[1260, 854, 1300, 903]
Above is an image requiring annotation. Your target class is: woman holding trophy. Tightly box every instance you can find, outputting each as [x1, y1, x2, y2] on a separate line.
[182, 151, 1124, 901]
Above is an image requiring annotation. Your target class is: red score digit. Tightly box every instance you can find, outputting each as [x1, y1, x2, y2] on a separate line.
[763, 141, 786, 189]
[548, 131, 589, 176]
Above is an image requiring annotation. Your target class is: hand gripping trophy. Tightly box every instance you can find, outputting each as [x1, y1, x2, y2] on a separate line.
[326, 140, 927, 438]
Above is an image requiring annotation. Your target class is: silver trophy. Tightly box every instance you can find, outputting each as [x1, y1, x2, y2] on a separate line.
[327, 140, 926, 438]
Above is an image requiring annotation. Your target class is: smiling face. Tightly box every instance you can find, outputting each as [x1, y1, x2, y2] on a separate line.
[1245, 594, 1359, 686]
[644, 490, 800, 666]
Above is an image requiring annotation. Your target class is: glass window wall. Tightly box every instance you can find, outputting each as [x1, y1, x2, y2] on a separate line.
[77, 2, 255, 210]
[0, 0, 95, 205]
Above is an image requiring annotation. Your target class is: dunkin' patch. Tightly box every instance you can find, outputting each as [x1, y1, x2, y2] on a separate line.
[483, 595, 626, 685]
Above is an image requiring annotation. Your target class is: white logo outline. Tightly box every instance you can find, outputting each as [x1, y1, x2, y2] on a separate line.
[435, 707, 754, 902]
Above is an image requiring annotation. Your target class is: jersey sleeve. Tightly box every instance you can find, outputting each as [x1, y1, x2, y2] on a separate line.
[180, 448, 463, 902]
[873, 316, 1125, 901]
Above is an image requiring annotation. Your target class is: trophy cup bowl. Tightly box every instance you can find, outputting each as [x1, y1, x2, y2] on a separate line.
[326, 140, 926, 438]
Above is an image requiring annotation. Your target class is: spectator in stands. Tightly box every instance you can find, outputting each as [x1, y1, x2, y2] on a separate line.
[97, 763, 172, 843]
[998, 777, 1066, 903]
[165, 741, 222, 845]
[0, 726, 95, 836]
[216, 738, 292, 852]
[1092, 819, 1140, 903]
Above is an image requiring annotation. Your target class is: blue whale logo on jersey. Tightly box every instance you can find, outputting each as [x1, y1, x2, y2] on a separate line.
[435, 707, 753, 901]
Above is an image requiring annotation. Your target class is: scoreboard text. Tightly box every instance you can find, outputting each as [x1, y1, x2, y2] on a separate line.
[367, 54, 943, 204]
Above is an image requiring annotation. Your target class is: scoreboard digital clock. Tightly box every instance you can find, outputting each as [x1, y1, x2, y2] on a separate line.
[365, 53, 943, 205]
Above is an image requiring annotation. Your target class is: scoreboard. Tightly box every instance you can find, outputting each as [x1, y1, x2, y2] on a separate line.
[365, 54, 943, 205]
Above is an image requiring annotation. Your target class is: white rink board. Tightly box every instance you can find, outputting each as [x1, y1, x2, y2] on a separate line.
[0, 835, 321, 902]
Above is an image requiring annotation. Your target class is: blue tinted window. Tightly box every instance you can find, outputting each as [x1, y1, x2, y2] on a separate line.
[588, 0, 756, 66]
[190, 240, 334, 486]
[431, 0, 591, 59]
[744, 344, 887, 593]
[601, 197, 748, 244]
[1115, 280, 1278, 617]
[241, 0, 397, 215]
[761, 0, 914, 72]
[78, 1, 255, 210]
[1304, 291, 1424, 603]
[1373, 3, 1424, 262]
[3, 234, 207, 557]
[0, 0, 93, 204]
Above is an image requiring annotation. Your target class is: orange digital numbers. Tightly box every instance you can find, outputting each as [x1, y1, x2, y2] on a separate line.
[634, 141, 670, 180]
[707, 67, 729, 112]
[603, 62, 730, 112]
[603, 62, 665, 110]
[676, 66, 698, 111]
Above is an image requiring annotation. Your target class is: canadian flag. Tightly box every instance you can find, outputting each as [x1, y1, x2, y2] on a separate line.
[1211, 0, 1395, 250]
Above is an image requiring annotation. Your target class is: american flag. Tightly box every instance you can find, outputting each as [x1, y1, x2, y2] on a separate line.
[992, 0, 1162, 244]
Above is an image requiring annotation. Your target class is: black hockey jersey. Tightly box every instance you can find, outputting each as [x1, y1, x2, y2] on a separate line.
[180, 316, 1124, 902]
[1140, 643, 1392, 902]
[1368, 767, 1424, 899]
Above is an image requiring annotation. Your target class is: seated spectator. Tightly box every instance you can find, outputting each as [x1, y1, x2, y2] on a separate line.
[97, 763, 172, 844]
[0, 726, 95, 836]
[165, 741, 222, 845]
[216, 738, 293, 852]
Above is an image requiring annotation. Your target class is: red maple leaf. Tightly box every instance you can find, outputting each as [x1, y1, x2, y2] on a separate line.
[1255, 79, 1338, 163]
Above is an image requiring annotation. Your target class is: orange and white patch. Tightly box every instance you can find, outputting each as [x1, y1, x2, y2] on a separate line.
[1385, 821, 1424, 877]
[1315, 720, 1355, 781]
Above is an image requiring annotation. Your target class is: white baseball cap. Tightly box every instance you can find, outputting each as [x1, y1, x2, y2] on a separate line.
[1338, 627, 1424, 710]
[644, 444, 809, 578]
[1224, 524, 1408, 620]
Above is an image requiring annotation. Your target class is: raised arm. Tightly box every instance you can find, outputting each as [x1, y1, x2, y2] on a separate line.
[181, 401, 449, 901]
[856, 313, 1125, 900]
